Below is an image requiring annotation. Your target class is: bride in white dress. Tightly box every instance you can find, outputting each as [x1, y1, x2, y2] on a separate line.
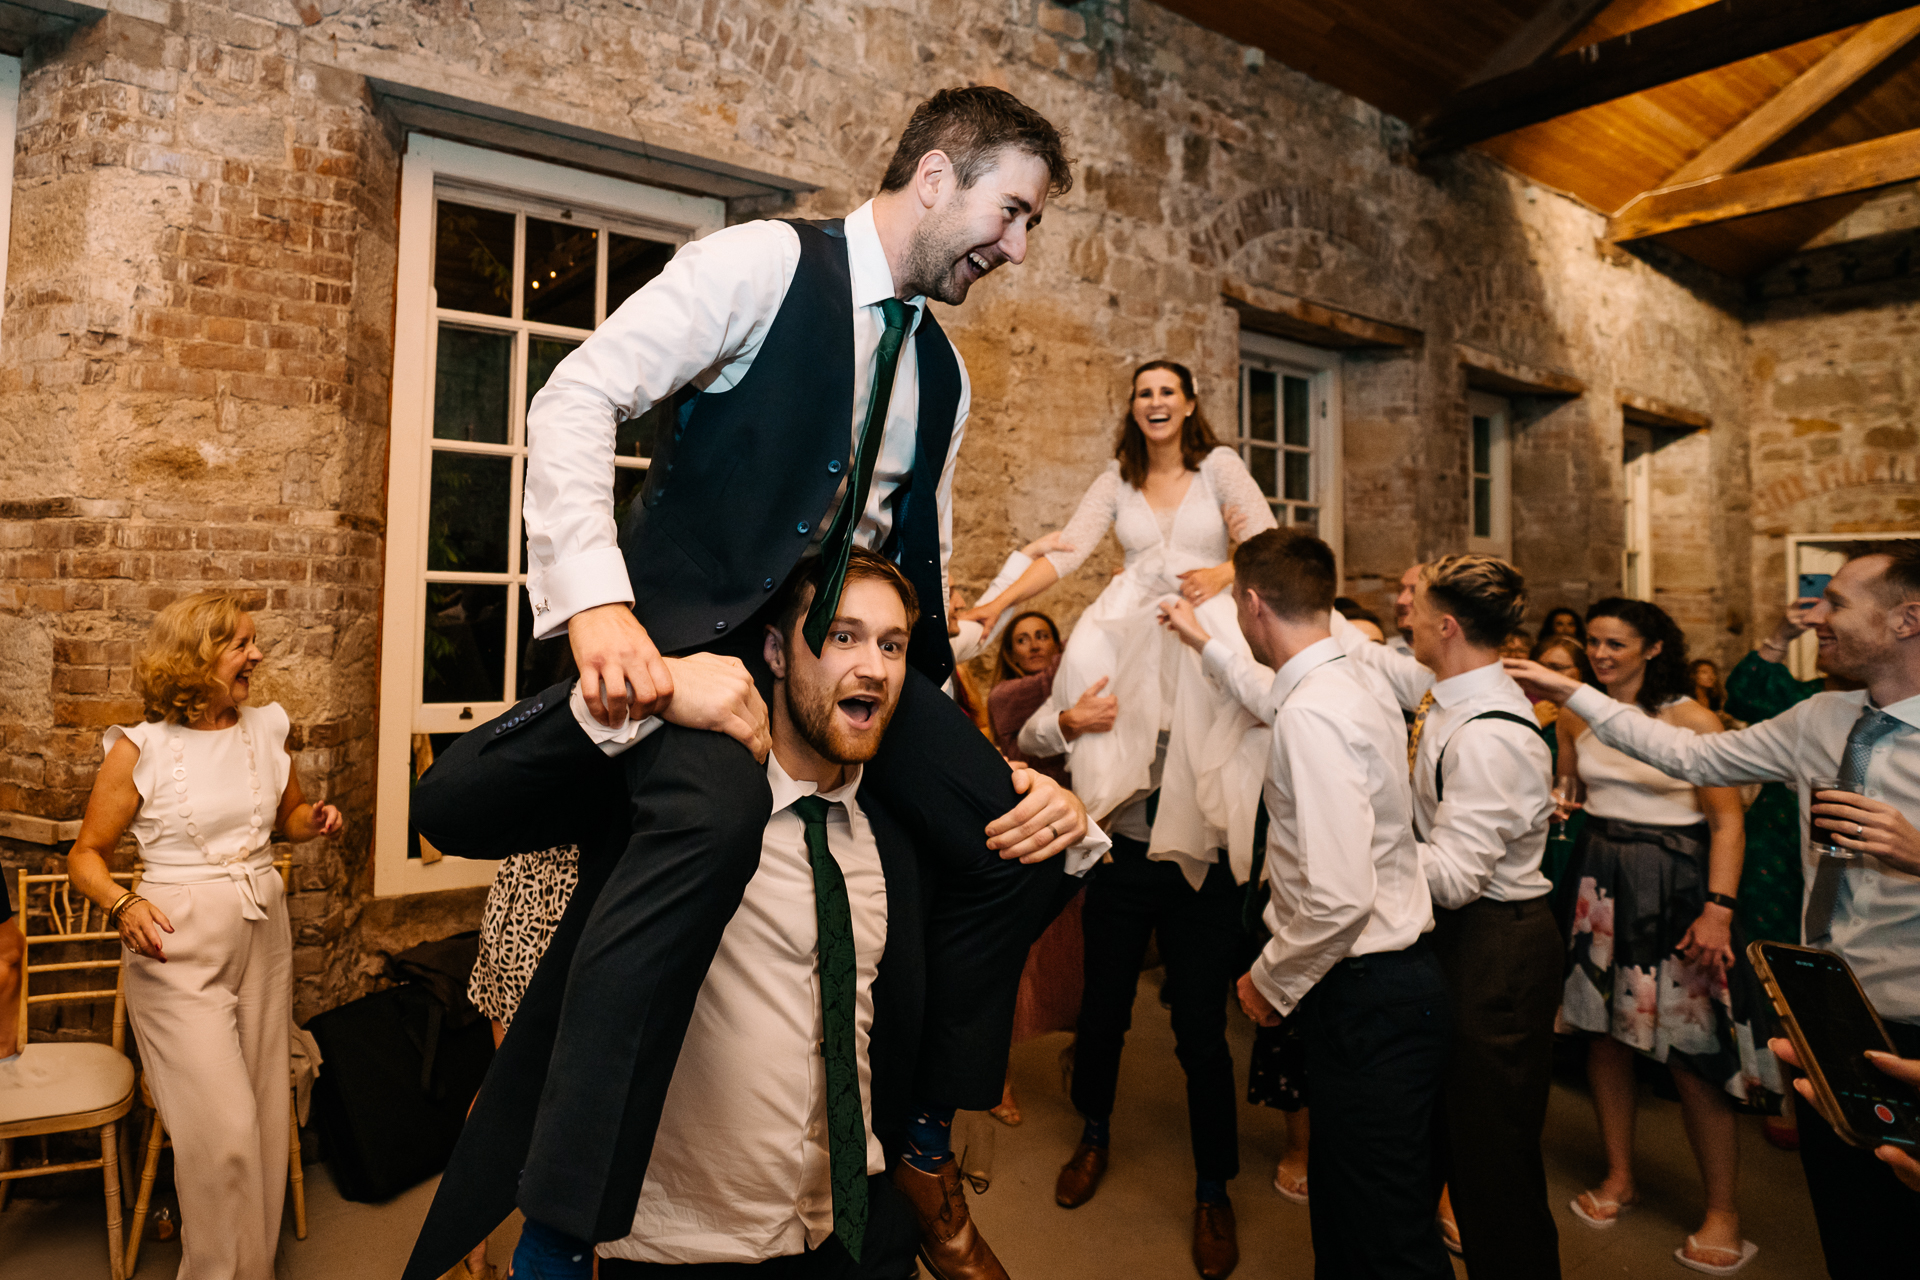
[961, 361, 1277, 888]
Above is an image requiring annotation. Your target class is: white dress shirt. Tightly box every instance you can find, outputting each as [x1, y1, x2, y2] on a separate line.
[1327, 613, 1554, 908]
[602, 756, 887, 1264]
[1249, 637, 1434, 1017]
[1566, 682, 1920, 1025]
[523, 200, 969, 637]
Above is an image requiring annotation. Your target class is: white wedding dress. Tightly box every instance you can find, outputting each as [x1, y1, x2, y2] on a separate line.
[1023, 447, 1278, 889]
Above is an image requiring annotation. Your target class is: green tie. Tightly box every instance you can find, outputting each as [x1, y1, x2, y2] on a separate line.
[804, 297, 914, 656]
[791, 793, 869, 1260]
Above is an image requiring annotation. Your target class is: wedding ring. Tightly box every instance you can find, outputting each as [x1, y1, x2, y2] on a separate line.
[1857, 823, 1865, 837]
[1045, 824, 1056, 843]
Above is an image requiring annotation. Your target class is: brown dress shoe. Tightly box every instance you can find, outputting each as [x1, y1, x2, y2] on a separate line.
[1193, 1200, 1239, 1279]
[890, 1159, 1010, 1280]
[1054, 1143, 1109, 1208]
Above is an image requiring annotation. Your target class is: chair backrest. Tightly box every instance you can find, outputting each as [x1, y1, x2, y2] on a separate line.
[14, 867, 135, 1054]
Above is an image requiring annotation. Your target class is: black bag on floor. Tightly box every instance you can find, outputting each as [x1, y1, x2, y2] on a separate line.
[305, 934, 493, 1203]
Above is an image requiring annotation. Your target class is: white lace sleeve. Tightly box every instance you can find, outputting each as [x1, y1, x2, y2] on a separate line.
[1043, 465, 1122, 579]
[1204, 447, 1278, 541]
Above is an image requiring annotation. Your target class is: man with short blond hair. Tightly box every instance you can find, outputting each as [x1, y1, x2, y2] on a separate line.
[1331, 551, 1560, 1279]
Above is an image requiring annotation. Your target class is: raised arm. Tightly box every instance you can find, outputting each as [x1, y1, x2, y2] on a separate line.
[1329, 609, 1432, 711]
[960, 468, 1121, 632]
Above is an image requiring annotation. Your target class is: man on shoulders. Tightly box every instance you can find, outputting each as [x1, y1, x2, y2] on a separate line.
[1333, 555, 1559, 1278]
[1509, 542, 1920, 1280]
[1222, 530, 1454, 1280]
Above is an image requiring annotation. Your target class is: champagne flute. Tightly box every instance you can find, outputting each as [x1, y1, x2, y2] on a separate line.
[1550, 775, 1586, 825]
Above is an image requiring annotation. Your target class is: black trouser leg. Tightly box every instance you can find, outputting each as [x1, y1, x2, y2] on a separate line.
[1429, 899, 1562, 1280]
[1070, 836, 1240, 1181]
[860, 667, 1074, 1110]
[1795, 1020, 1920, 1279]
[1303, 947, 1454, 1280]
[521, 722, 773, 1239]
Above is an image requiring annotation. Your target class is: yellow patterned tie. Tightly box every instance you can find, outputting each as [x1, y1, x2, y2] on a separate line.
[1407, 690, 1436, 777]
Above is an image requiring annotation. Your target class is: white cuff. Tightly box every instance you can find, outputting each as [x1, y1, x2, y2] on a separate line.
[1565, 684, 1620, 727]
[569, 681, 664, 756]
[1248, 951, 1296, 1018]
[528, 547, 636, 639]
[1019, 707, 1069, 760]
[1063, 817, 1111, 878]
[1200, 637, 1237, 685]
[950, 619, 986, 664]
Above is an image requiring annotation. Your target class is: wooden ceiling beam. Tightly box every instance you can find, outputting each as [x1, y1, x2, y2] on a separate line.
[1663, 6, 1920, 186]
[1609, 125, 1920, 241]
[1462, 0, 1619, 87]
[1413, 0, 1916, 156]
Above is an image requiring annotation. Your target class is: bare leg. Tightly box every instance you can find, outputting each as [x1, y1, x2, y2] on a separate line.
[1580, 1036, 1640, 1219]
[989, 1075, 1022, 1126]
[1670, 1065, 1743, 1257]
[1275, 1108, 1309, 1194]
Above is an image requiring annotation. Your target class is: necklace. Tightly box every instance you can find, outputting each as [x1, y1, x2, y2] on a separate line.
[167, 717, 265, 867]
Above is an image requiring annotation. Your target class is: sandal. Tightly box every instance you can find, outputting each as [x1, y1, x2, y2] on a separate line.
[1674, 1236, 1758, 1275]
[987, 1099, 1022, 1127]
[1569, 1190, 1636, 1229]
[1271, 1166, 1309, 1205]
[1436, 1212, 1461, 1255]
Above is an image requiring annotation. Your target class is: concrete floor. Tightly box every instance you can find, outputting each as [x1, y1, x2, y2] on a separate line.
[2, 967, 1827, 1279]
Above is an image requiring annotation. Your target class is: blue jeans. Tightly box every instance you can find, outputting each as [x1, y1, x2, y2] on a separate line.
[512, 1220, 595, 1280]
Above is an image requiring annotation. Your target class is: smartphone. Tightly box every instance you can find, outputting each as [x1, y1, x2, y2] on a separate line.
[1798, 572, 1833, 603]
[1749, 940, 1920, 1151]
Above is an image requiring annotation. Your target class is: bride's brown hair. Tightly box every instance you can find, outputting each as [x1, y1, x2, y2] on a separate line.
[1114, 360, 1221, 488]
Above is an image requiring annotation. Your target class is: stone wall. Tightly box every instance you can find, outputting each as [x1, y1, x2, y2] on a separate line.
[0, 0, 1877, 1018]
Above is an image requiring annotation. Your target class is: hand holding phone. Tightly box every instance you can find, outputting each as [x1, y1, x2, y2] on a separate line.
[1750, 941, 1920, 1156]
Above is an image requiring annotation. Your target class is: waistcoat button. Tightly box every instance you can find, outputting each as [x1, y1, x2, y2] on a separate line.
[828, 459, 843, 474]
[796, 521, 810, 535]
[715, 620, 728, 632]
[764, 577, 776, 590]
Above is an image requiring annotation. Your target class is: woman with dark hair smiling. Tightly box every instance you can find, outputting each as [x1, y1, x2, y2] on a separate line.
[959, 360, 1277, 1262]
[1550, 598, 1771, 1274]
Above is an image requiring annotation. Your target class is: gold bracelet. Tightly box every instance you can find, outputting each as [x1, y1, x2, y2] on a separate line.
[107, 891, 140, 925]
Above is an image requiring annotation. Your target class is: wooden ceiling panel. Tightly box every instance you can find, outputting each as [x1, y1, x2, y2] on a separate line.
[1752, 42, 1920, 164]
[1650, 192, 1882, 275]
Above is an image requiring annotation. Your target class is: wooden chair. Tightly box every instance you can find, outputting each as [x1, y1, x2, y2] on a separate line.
[0, 867, 138, 1280]
[123, 857, 306, 1273]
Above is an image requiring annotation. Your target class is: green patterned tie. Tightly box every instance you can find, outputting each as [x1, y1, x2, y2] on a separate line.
[803, 297, 914, 656]
[791, 793, 869, 1260]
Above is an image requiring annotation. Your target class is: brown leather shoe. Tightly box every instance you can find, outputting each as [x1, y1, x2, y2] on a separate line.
[890, 1159, 1009, 1280]
[1193, 1200, 1238, 1279]
[1054, 1143, 1109, 1208]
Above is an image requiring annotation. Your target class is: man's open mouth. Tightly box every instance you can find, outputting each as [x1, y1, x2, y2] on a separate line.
[839, 696, 880, 728]
[962, 250, 992, 280]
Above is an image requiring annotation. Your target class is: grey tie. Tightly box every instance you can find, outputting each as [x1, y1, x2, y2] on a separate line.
[1804, 705, 1905, 942]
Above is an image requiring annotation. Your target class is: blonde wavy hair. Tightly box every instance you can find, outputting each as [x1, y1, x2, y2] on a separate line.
[134, 591, 252, 725]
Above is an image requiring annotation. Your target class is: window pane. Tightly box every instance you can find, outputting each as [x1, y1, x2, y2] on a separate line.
[1247, 368, 1277, 443]
[422, 583, 508, 704]
[435, 201, 514, 316]
[1246, 444, 1277, 497]
[618, 401, 673, 462]
[1282, 375, 1311, 447]
[524, 217, 598, 329]
[1293, 505, 1318, 531]
[607, 233, 677, 315]
[434, 325, 512, 443]
[1474, 477, 1492, 538]
[1472, 415, 1492, 475]
[527, 336, 582, 419]
[428, 451, 512, 573]
[1283, 450, 1311, 502]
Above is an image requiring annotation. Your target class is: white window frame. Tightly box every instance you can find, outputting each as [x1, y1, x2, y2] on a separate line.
[1622, 422, 1654, 602]
[0, 56, 18, 333]
[373, 135, 723, 898]
[1236, 331, 1343, 568]
[1466, 389, 1511, 558]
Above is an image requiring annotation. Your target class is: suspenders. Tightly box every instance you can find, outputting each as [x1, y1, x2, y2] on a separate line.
[1432, 710, 1541, 803]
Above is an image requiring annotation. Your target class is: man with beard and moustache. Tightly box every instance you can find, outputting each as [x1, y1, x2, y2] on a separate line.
[405, 88, 1104, 1280]
[1507, 543, 1920, 1279]
[588, 552, 955, 1277]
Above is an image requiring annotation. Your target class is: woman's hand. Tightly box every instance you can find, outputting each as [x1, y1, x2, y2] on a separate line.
[956, 601, 1005, 633]
[1178, 562, 1235, 605]
[1059, 678, 1118, 741]
[1811, 789, 1920, 875]
[1757, 597, 1821, 664]
[1021, 530, 1073, 560]
[312, 804, 344, 836]
[120, 899, 175, 963]
[1677, 902, 1734, 971]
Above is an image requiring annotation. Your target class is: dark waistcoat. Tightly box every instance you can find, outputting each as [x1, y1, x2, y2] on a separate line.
[621, 219, 961, 685]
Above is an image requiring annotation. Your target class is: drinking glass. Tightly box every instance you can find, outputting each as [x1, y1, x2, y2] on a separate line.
[1809, 775, 1860, 860]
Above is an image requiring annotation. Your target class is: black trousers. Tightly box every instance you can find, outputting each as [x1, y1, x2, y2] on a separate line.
[1428, 896, 1562, 1280]
[1301, 944, 1454, 1280]
[1071, 833, 1242, 1181]
[596, 1172, 918, 1279]
[409, 644, 1072, 1251]
[1796, 1018, 1920, 1279]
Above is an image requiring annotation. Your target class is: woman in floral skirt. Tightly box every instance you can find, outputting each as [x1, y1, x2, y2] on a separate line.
[1554, 598, 1772, 1275]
